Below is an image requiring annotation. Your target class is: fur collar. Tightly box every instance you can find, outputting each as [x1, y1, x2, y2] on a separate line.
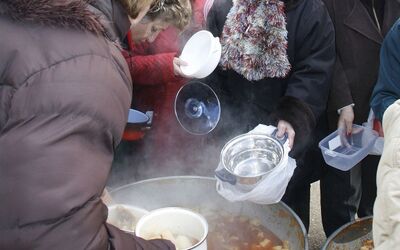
[0, 0, 104, 34]
[219, 0, 291, 80]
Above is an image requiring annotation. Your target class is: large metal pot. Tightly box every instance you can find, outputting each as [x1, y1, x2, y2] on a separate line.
[109, 176, 308, 250]
[322, 216, 373, 250]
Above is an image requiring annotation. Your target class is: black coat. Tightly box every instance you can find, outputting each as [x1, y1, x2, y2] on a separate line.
[323, 0, 400, 130]
[206, 0, 335, 156]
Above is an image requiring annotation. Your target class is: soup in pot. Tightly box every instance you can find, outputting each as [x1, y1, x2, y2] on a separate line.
[205, 213, 289, 250]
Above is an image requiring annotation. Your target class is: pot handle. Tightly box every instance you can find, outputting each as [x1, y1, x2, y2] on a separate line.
[215, 168, 237, 185]
[272, 128, 288, 145]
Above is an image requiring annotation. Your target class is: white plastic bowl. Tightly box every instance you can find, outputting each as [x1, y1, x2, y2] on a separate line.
[179, 30, 221, 79]
[319, 124, 378, 171]
[135, 207, 208, 250]
[107, 204, 149, 234]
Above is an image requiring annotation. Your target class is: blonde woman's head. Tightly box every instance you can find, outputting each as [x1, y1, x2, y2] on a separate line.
[117, 0, 191, 29]
[146, 0, 192, 30]
[130, 0, 192, 43]
[116, 0, 153, 19]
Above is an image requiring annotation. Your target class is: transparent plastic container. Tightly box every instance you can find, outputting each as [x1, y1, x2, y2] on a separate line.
[319, 124, 378, 171]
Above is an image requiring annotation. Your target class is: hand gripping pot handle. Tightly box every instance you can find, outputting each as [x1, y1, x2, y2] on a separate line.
[271, 128, 288, 146]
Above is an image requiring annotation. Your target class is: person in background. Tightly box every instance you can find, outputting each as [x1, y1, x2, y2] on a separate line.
[370, 18, 400, 121]
[371, 20, 400, 249]
[320, 0, 400, 236]
[206, 0, 335, 229]
[119, 0, 211, 178]
[0, 0, 178, 249]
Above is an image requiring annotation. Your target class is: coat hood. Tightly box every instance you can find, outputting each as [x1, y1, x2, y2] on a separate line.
[0, 0, 104, 33]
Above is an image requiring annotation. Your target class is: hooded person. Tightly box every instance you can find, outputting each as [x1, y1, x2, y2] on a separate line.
[0, 0, 176, 249]
[205, 0, 335, 229]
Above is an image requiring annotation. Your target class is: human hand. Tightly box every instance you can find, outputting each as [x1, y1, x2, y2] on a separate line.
[337, 105, 354, 135]
[276, 120, 295, 149]
[173, 57, 189, 77]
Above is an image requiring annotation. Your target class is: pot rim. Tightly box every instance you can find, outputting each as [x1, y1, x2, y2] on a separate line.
[321, 215, 373, 250]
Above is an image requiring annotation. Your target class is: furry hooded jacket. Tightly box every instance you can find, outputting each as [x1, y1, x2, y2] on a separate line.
[206, 0, 335, 157]
[0, 0, 174, 249]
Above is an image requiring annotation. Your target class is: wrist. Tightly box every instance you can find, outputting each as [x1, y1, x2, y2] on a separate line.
[337, 103, 355, 115]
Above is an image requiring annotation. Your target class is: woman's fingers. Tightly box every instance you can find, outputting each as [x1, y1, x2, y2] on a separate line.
[277, 120, 295, 148]
[173, 57, 189, 77]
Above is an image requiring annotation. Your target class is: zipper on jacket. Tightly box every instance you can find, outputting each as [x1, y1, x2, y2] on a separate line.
[371, 0, 382, 33]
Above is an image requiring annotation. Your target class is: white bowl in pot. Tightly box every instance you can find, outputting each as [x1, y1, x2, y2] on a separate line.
[179, 30, 221, 79]
[107, 204, 149, 234]
[135, 207, 208, 250]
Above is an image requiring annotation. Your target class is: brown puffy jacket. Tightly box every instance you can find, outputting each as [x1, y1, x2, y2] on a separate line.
[0, 0, 174, 249]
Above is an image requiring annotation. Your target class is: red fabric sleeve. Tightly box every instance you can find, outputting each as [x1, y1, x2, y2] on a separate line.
[126, 52, 182, 86]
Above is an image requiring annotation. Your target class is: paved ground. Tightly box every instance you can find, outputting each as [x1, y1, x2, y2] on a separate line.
[309, 181, 327, 250]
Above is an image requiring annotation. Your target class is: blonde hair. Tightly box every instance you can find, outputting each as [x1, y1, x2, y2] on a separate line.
[116, 0, 157, 18]
[146, 0, 192, 30]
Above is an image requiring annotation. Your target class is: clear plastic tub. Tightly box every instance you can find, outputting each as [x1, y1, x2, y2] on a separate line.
[319, 124, 378, 171]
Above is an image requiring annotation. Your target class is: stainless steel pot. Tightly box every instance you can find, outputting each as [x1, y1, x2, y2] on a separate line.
[109, 176, 308, 249]
[216, 131, 288, 188]
[322, 216, 373, 250]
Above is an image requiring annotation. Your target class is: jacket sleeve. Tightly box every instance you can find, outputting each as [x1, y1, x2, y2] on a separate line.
[106, 223, 175, 250]
[322, 0, 354, 112]
[327, 55, 353, 112]
[370, 20, 400, 121]
[126, 52, 182, 86]
[126, 29, 183, 86]
[283, 3, 335, 121]
[271, 2, 335, 156]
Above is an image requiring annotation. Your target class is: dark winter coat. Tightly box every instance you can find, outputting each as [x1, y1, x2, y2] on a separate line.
[206, 0, 335, 157]
[322, 0, 400, 130]
[371, 18, 400, 121]
[0, 0, 174, 249]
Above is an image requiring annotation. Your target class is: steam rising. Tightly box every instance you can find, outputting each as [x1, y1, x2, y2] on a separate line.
[107, 116, 222, 188]
[107, 97, 254, 189]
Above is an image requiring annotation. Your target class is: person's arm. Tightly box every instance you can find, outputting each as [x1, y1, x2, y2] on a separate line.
[370, 20, 400, 121]
[271, 2, 335, 155]
[126, 52, 182, 85]
[322, 0, 356, 134]
[125, 29, 184, 86]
